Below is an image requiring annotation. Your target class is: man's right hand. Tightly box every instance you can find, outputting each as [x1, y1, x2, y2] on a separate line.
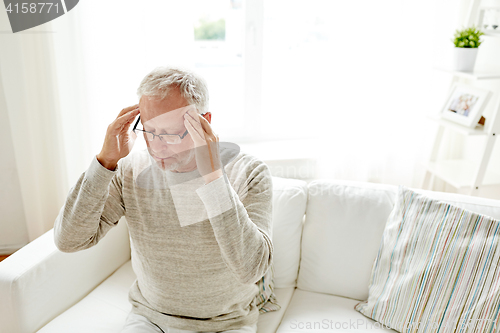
[96, 104, 140, 171]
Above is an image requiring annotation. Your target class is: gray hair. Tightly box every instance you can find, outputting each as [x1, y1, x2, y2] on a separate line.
[137, 66, 209, 114]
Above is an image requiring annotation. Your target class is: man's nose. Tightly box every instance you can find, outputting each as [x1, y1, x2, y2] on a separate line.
[149, 136, 170, 152]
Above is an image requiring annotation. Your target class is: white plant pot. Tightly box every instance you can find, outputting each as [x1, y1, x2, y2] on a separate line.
[453, 47, 479, 72]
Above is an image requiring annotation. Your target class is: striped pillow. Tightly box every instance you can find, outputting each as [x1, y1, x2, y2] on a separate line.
[355, 185, 500, 332]
[256, 262, 282, 313]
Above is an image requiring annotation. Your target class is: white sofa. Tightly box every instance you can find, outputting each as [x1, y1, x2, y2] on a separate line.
[2, 177, 500, 333]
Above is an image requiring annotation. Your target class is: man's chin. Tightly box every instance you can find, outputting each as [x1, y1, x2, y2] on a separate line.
[155, 159, 180, 171]
[148, 154, 177, 171]
[148, 150, 196, 172]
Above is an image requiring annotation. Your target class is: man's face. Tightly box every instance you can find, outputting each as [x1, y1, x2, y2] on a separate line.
[138, 88, 197, 172]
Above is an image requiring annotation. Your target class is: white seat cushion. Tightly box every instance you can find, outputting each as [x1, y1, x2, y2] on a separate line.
[38, 259, 296, 333]
[37, 260, 133, 332]
[276, 289, 397, 333]
[271, 177, 308, 288]
[257, 287, 295, 333]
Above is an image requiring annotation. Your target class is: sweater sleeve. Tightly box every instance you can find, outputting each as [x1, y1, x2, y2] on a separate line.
[196, 159, 273, 285]
[53, 155, 126, 253]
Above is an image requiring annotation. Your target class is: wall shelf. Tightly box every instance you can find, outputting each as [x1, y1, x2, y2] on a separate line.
[484, 31, 500, 37]
[435, 68, 500, 80]
[422, 159, 500, 190]
[427, 114, 488, 136]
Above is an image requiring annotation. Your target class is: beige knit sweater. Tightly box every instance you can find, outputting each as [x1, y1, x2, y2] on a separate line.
[53, 146, 277, 331]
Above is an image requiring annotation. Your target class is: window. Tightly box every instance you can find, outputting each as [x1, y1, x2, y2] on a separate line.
[77, 0, 439, 153]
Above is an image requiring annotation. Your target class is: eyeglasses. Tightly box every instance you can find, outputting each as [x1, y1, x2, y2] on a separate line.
[132, 113, 207, 144]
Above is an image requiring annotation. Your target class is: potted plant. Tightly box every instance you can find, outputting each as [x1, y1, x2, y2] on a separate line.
[452, 26, 485, 72]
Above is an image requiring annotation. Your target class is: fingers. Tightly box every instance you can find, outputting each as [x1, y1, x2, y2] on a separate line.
[117, 104, 139, 119]
[117, 108, 140, 128]
[184, 117, 203, 144]
[184, 110, 220, 144]
[197, 114, 215, 136]
[199, 116, 219, 142]
[184, 112, 205, 139]
[109, 108, 140, 136]
[195, 112, 219, 142]
[119, 112, 139, 133]
[206, 141, 216, 171]
[187, 109, 216, 138]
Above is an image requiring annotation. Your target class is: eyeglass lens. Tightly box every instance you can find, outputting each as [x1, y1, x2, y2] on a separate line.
[142, 132, 181, 144]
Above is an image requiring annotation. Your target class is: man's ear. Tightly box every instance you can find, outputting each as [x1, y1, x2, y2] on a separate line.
[203, 111, 212, 124]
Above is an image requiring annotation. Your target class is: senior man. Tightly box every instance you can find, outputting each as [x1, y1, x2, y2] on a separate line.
[53, 66, 280, 333]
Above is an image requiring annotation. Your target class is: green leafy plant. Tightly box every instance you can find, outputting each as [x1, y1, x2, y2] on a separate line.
[452, 26, 484, 48]
[194, 18, 225, 41]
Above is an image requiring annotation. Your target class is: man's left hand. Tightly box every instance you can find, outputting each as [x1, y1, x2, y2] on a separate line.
[183, 107, 223, 184]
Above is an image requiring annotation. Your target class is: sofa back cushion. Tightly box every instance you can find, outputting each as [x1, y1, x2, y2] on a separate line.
[297, 179, 500, 301]
[271, 176, 308, 288]
[297, 180, 396, 301]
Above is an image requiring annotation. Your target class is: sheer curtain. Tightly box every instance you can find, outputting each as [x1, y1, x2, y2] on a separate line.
[0, 5, 90, 246]
[0, 22, 68, 244]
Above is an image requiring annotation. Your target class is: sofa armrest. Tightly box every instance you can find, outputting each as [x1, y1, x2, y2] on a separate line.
[0, 217, 131, 333]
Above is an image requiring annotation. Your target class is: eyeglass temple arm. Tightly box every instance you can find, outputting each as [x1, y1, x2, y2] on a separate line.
[132, 115, 141, 131]
[132, 112, 207, 133]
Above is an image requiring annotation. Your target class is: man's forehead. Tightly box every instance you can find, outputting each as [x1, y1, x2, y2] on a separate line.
[141, 103, 196, 130]
[140, 95, 189, 118]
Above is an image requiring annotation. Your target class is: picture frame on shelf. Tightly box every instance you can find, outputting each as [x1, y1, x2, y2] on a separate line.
[478, 7, 500, 34]
[440, 83, 491, 128]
